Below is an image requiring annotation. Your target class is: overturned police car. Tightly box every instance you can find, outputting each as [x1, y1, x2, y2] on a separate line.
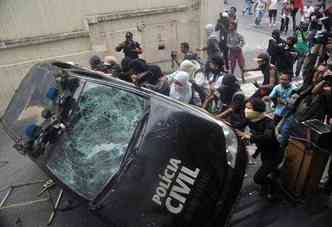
[0, 62, 247, 227]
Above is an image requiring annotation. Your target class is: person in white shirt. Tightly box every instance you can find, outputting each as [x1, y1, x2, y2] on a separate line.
[268, 0, 279, 26]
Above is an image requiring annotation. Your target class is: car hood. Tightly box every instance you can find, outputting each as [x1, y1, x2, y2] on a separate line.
[96, 97, 228, 227]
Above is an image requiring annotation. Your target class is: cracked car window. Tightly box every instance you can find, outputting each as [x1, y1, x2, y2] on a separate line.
[47, 82, 145, 199]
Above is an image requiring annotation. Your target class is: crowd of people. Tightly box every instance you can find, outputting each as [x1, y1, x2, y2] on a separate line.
[86, 1, 332, 201]
[241, 0, 327, 34]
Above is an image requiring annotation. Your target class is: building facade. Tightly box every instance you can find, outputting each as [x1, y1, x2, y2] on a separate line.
[0, 0, 223, 114]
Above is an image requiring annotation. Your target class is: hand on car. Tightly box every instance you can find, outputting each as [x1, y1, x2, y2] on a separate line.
[235, 129, 251, 141]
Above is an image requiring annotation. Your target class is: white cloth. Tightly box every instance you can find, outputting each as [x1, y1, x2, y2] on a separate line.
[269, 0, 278, 10]
[180, 60, 200, 80]
[169, 71, 192, 104]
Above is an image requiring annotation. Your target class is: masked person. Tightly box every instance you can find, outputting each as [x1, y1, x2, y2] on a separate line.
[267, 29, 286, 67]
[236, 98, 283, 199]
[244, 52, 279, 98]
[128, 59, 163, 86]
[169, 71, 201, 106]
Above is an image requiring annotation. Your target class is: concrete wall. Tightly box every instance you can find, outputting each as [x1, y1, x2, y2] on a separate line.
[0, 0, 223, 115]
[0, 0, 188, 40]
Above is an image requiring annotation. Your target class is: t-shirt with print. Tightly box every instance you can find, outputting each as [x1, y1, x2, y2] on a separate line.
[269, 84, 296, 116]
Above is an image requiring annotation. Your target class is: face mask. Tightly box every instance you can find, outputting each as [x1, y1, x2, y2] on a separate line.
[245, 108, 263, 122]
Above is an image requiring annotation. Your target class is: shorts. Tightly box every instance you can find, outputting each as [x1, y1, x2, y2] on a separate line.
[269, 9, 277, 18]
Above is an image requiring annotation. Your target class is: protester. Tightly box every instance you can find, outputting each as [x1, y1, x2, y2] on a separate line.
[267, 29, 286, 67]
[227, 22, 246, 82]
[217, 73, 241, 108]
[236, 98, 283, 199]
[215, 12, 230, 71]
[128, 59, 163, 86]
[280, 0, 291, 34]
[280, 36, 298, 79]
[216, 91, 247, 131]
[169, 71, 201, 106]
[264, 73, 296, 124]
[206, 55, 227, 90]
[245, 52, 279, 97]
[267, 0, 279, 27]
[89, 55, 103, 71]
[104, 56, 122, 78]
[179, 60, 208, 101]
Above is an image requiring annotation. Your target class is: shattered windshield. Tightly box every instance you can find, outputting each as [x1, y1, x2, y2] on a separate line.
[47, 82, 146, 199]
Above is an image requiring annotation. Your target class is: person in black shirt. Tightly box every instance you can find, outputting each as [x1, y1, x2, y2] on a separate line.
[128, 59, 163, 86]
[215, 12, 230, 71]
[236, 98, 283, 198]
[116, 32, 142, 60]
[244, 52, 279, 97]
[267, 29, 286, 67]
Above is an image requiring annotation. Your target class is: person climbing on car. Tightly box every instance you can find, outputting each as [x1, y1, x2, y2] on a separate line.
[128, 59, 163, 87]
[236, 98, 283, 199]
[203, 73, 241, 113]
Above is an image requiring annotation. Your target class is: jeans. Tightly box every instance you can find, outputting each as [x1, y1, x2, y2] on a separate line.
[280, 17, 290, 33]
[255, 10, 265, 25]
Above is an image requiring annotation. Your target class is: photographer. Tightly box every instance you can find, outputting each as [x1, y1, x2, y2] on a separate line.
[116, 32, 142, 60]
